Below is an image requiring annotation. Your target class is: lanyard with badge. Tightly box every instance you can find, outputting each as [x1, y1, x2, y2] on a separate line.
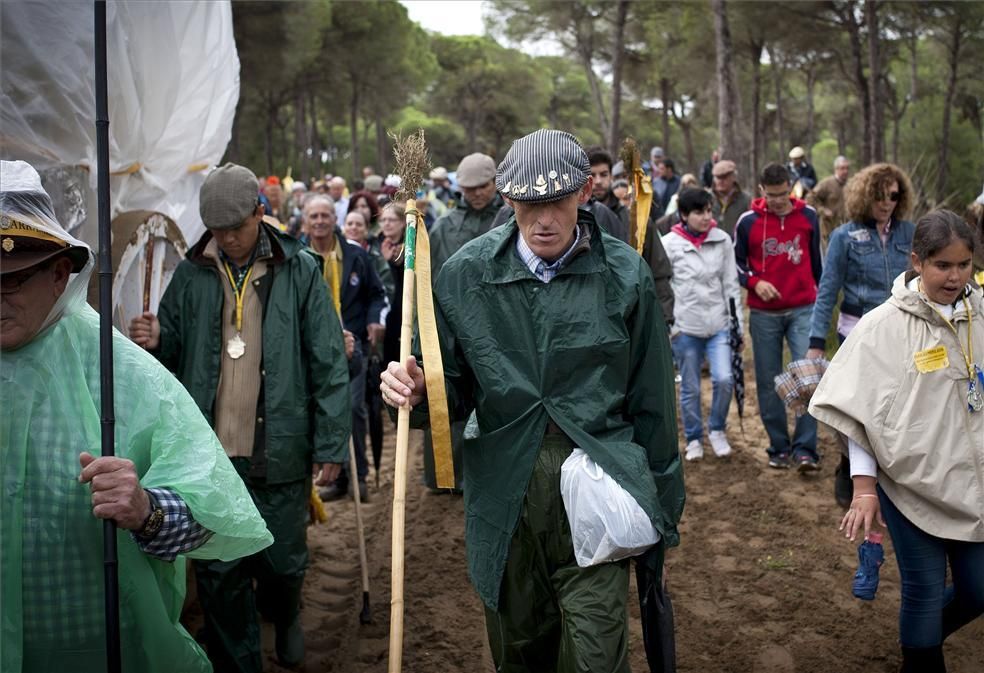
[223, 261, 254, 359]
[927, 290, 984, 412]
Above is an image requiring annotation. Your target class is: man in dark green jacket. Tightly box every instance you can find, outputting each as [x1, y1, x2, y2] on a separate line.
[381, 130, 684, 672]
[130, 163, 351, 673]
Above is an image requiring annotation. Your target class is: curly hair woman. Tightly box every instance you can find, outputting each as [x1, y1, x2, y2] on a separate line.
[807, 163, 916, 506]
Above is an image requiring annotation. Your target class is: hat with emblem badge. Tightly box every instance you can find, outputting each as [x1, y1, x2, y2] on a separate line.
[496, 129, 590, 204]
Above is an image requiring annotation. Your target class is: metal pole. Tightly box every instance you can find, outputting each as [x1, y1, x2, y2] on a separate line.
[94, 2, 121, 671]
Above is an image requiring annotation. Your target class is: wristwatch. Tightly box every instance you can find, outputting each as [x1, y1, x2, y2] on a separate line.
[135, 490, 165, 540]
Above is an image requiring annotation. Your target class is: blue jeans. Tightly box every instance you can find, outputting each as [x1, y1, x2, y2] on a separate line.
[878, 486, 984, 648]
[671, 330, 733, 442]
[748, 305, 818, 459]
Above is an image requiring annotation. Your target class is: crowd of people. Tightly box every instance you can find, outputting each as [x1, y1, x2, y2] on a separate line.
[3, 124, 983, 673]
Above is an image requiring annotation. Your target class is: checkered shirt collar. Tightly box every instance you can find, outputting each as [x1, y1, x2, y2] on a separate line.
[515, 224, 582, 283]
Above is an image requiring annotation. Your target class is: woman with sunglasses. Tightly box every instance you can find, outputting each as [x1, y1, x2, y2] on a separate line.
[806, 163, 916, 506]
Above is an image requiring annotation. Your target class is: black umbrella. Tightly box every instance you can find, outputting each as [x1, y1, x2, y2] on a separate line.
[94, 2, 122, 671]
[365, 352, 384, 487]
[728, 298, 746, 436]
[636, 560, 676, 673]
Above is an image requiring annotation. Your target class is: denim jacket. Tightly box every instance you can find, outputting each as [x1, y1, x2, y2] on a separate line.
[809, 218, 914, 349]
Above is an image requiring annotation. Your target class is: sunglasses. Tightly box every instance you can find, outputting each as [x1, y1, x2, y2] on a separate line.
[0, 261, 51, 294]
[881, 191, 901, 202]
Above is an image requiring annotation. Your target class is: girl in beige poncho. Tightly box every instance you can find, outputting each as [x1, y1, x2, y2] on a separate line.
[810, 210, 984, 673]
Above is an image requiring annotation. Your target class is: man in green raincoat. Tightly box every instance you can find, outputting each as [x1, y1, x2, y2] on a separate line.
[381, 130, 684, 672]
[129, 163, 352, 672]
[0, 159, 273, 673]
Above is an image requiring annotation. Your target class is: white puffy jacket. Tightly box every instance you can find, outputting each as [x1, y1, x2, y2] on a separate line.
[661, 226, 742, 338]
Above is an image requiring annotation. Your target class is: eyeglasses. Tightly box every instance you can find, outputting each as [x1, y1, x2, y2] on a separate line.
[0, 262, 50, 294]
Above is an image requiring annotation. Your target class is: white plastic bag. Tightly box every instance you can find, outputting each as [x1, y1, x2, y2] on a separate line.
[560, 448, 660, 568]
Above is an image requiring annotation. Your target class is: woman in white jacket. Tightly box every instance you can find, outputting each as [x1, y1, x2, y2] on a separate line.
[662, 188, 742, 461]
[810, 210, 984, 672]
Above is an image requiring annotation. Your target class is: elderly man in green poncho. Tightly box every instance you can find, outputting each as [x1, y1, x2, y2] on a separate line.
[0, 160, 273, 673]
[381, 130, 685, 672]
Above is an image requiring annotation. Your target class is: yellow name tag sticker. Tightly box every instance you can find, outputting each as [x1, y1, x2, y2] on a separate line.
[914, 346, 949, 373]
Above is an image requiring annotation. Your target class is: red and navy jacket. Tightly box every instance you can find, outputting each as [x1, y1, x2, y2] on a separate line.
[734, 197, 822, 311]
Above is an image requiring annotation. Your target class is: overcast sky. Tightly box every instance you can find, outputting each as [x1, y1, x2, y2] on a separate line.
[400, 0, 563, 55]
[400, 0, 487, 36]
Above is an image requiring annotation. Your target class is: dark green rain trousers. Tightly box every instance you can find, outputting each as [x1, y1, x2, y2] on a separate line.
[194, 458, 309, 673]
[486, 434, 631, 673]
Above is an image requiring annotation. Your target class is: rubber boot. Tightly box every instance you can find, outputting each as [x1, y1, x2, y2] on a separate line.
[899, 645, 946, 673]
[272, 578, 305, 668]
[275, 616, 305, 669]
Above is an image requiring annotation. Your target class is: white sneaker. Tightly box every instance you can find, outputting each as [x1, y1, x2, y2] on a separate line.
[709, 430, 732, 457]
[684, 439, 703, 462]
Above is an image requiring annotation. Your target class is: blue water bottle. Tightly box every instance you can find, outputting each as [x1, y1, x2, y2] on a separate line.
[852, 531, 884, 601]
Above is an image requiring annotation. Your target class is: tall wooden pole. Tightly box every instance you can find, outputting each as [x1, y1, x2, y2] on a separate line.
[94, 2, 121, 672]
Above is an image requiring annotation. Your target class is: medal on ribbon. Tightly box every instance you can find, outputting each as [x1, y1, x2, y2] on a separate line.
[970, 364, 984, 413]
[227, 333, 246, 359]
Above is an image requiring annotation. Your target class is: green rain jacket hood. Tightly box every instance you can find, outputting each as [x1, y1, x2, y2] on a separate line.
[154, 222, 351, 484]
[414, 210, 685, 609]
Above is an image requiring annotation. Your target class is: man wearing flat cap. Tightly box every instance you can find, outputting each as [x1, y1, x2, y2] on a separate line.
[422, 151, 505, 491]
[710, 159, 752, 237]
[129, 162, 351, 671]
[381, 130, 684, 671]
[1, 159, 272, 673]
[786, 146, 818, 194]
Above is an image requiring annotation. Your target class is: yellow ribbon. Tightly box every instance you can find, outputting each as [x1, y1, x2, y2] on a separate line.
[321, 245, 342, 316]
[975, 270, 984, 287]
[407, 202, 455, 488]
[632, 167, 654, 255]
[223, 262, 254, 332]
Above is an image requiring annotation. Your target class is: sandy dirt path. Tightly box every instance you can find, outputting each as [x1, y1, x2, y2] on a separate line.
[202, 373, 983, 673]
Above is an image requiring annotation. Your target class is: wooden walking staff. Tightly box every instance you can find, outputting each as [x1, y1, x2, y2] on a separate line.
[620, 138, 654, 255]
[388, 130, 454, 673]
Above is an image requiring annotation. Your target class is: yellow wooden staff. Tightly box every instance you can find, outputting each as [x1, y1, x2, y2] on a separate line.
[389, 131, 454, 673]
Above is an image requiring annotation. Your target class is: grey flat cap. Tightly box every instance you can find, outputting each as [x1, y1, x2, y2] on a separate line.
[495, 129, 589, 203]
[456, 153, 496, 188]
[200, 163, 259, 230]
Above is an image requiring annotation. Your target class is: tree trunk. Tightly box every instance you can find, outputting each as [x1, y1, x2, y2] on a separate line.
[865, 0, 884, 162]
[672, 106, 695, 171]
[228, 98, 242, 163]
[749, 39, 763, 181]
[837, 1, 872, 164]
[375, 112, 386, 176]
[349, 83, 361, 180]
[294, 87, 306, 182]
[264, 95, 274, 176]
[660, 78, 672, 157]
[308, 89, 320, 182]
[805, 66, 817, 156]
[768, 45, 785, 157]
[908, 31, 918, 131]
[712, 0, 742, 163]
[936, 17, 962, 204]
[608, 0, 629, 152]
[577, 43, 611, 148]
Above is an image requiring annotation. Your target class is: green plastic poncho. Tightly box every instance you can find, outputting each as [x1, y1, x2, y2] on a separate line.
[1, 161, 273, 673]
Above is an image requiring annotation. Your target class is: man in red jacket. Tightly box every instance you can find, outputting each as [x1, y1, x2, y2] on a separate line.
[734, 163, 823, 472]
